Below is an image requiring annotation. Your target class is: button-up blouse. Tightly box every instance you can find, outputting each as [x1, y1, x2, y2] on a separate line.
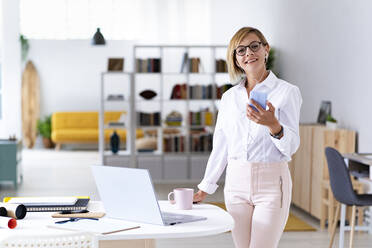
[198, 71, 302, 194]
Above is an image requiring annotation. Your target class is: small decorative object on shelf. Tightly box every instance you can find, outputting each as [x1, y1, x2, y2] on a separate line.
[107, 58, 124, 71]
[165, 111, 182, 126]
[325, 114, 337, 130]
[136, 136, 157, 152]
[107, 121, 125, 127]
[139, 89, 157, 100]
[92, 28, 105, 45]
[107, 94, 124, 101]
[317, 100, 332, 124]
[110, 130, 120, 154]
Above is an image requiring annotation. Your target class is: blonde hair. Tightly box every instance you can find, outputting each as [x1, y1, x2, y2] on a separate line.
[226, 27, 269, 83]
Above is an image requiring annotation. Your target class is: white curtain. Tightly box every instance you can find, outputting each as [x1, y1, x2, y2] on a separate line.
[20, 0, 211, 43]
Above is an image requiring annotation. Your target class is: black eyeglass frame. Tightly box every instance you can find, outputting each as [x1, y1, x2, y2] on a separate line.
[234, 41, 267, 56]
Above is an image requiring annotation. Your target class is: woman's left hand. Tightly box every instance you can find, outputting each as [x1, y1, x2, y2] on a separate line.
[246, 100, 281, 134]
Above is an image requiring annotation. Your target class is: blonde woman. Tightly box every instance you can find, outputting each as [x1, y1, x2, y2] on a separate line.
[193, 27, 302, 248]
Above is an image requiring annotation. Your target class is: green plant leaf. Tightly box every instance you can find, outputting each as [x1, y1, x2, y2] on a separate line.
[37, 115, 52, 138]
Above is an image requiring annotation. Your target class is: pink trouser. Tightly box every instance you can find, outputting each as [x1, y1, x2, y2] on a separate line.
[224, 159, 292, 248]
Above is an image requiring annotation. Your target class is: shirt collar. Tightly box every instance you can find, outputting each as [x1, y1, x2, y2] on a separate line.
[237, 71, 277, 90]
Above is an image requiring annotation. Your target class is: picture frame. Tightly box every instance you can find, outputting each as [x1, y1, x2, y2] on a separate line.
[317, 101, 332, 124]
[108, 58, 124, 72]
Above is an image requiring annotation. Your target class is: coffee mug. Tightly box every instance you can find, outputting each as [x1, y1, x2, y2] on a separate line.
[168, 188, 194, 210]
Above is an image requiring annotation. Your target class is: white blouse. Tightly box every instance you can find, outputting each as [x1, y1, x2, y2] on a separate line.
[198, 71, 302, 194]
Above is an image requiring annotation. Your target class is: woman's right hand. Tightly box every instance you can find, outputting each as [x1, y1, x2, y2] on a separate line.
[193, 190, 207, 203]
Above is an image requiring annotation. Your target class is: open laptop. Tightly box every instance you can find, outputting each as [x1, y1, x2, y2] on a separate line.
[91, 165, 207, 226]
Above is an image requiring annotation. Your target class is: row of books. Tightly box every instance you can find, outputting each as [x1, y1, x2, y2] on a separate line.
[189, 133, 213, 152]
[163, 135, 185, 153]
[215, 59, 228, 72]
[170, 83, 233, 99]
[180, 53, 203, 73]
[189, 110, 214, 126]
[136, 58, 161, 72]
[137, 112, 161, 126]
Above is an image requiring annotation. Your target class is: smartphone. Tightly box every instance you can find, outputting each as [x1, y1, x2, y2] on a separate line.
[249, 91, 267, 112]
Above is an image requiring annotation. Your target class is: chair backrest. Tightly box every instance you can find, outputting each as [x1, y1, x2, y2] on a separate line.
[0, 232, 97, 248]
[325, 147, 358, 205]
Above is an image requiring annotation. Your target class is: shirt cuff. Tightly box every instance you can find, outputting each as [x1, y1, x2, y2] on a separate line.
[270, 125, 291, 160]
[198, 180, 219, 195]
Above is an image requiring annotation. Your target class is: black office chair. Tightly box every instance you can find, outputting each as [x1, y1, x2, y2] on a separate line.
[325, 147, 372, 248]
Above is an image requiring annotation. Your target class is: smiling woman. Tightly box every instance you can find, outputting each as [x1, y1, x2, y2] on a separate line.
[194, 27, 303, 248]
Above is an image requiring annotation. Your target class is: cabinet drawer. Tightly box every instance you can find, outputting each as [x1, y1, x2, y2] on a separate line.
[104, 156, 131, 167]
[190, 157, 208, 180]
[138, 157, 162, 180]
[164, 156, 188, 180]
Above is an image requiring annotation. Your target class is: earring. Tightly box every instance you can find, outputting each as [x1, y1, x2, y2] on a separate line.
[264, 53, 268, 63]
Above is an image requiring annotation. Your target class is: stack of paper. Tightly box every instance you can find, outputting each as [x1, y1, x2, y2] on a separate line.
[49, 218, 140, 235]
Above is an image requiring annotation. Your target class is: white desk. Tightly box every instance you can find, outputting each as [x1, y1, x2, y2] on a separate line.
[0, 201, 234, 248]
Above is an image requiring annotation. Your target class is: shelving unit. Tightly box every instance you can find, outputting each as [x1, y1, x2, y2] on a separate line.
[99, 72, 134, 167]
[99, 45, 230, 182]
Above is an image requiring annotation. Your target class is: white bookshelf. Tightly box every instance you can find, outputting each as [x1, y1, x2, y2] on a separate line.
[99, 45, 230, 182]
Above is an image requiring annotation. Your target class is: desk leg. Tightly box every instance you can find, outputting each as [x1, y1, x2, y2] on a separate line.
[99, 239, 156, 248]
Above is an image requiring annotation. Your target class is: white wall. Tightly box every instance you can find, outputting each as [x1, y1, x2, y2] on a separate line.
[269, 0, 372, 152]
[0, 0, 22, 139]
[27, 40, 134, 117]
[210, 0, 275, 45]
[4, 0, 372, 151]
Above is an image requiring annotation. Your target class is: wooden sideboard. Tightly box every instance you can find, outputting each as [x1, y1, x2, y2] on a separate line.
[288, 124, 356, 219]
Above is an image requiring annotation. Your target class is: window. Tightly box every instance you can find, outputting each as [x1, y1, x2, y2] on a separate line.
[20, 0, 211, 43]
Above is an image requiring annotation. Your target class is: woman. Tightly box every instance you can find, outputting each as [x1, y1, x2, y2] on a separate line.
[193, 27, 302, 248]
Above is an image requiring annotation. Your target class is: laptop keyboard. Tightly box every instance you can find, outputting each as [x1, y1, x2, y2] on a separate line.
[161, 211, 206, 225]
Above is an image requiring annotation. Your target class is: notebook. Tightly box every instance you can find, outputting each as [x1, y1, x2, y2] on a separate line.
[48, 218, 140, 235]
[3, 196, 90, 212]
[7, 197, 78, 206]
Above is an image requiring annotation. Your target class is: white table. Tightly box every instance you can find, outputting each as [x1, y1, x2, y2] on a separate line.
[0, 201, 234, 248]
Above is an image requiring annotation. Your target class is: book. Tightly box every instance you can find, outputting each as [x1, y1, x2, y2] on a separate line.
[48, 218, 140, 235]
[3, 196, 90, 212]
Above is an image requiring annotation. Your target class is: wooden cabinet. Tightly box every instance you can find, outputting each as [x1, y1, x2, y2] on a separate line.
[0, 140, 23, 188]
[289, 125, 356, 219]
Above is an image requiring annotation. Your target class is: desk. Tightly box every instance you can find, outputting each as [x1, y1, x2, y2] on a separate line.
[0, 201, 234, 248]
[343, 153, 372, 235]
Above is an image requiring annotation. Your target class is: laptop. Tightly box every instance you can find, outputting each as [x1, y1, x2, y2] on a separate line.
[91, 165, 207, 226]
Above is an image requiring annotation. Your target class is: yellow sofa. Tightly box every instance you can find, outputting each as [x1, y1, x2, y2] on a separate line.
[51, 111, 144, 149]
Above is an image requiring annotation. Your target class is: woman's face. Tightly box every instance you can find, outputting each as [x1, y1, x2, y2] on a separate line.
[235, 32, 269, 74]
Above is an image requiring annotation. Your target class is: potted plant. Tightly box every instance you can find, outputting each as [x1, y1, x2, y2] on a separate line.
[37, 115, 54, 148]
[326, 114, 337, 130]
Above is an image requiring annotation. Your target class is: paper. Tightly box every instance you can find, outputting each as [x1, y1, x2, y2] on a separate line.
[8, 197, 77, 206]
[48, 218, 140, 235]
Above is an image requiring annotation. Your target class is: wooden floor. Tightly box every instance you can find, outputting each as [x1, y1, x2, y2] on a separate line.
[1, 148, 372, 247]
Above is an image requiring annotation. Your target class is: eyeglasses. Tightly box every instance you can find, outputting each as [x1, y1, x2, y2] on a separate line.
[235, 41, 263, 56]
